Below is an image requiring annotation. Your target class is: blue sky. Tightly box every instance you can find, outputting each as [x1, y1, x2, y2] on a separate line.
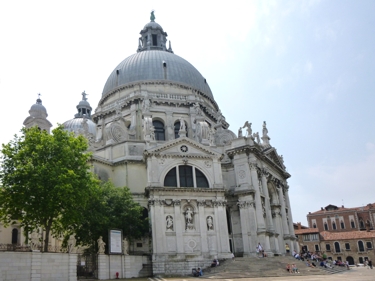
[1, 0, 374, 225]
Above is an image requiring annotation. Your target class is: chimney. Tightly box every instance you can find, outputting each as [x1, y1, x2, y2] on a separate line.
[342, 205, 344, 208]
[297, 222, 302, 230]
[321, 207, 323, 211]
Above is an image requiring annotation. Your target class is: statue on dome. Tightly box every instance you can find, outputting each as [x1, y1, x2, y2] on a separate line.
[242, 121, 252, 137]
[262, 121, 268, 137]
[253, 132, 260, 143]
[150, 10, 155, 22]
[82, 91, 88, 101]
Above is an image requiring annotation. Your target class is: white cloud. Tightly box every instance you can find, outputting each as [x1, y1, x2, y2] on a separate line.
[304, 60, 313, 74]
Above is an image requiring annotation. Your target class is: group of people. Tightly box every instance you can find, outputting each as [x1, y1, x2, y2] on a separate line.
[192, 267, 203, 277]
[256, 243, 267, 258]
[286, 263, 300, 273]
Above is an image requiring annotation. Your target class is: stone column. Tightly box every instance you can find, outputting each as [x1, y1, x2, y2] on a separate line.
[284, 188, 296, 253]
[249, 163, 268, 252]
[277, 185, 291, 254]
[261, 170, 275, 254]
[197, 200, 209, 254]
[272, 206, 283, 255]
[148, 199, 157, 259]
[215, 200, 230, 255]
[237, 197, 257, 256]
[173, 200, 184, 255]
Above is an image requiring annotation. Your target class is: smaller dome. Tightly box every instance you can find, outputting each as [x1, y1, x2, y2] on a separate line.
[78, 99, 91, 107]
[29, 98, 47, 119]
[142, 21, 163, 31]
[63, 118, 96, 136]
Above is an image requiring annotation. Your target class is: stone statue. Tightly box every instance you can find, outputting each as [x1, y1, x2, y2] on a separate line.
[253, 132, 260, 143]
[123, 238, 129, 255]
[97, 236, 106, 254]
[166, 215, 173, 231]
[238, 127, 243, 137]
[150, 125, 155, 141]
[142, 98, 151, 112]
[242, 121, 252, 136]
[262, 121, 268, 137]
[68, 234, 76, 253]
[150, 10, 155, 22]
[115, 101, 122, 117]
[30, 231, 40, 251]
[82, 91, 88, 101]
[185, 207, 194, 230]
[193, 102, 203, 116]
[207, 216, 214, 230]
[179, 118, 186, 131]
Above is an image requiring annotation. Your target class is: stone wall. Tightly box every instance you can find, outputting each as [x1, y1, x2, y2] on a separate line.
[0, 251, 77, 281]
[97, 254, 151, 279]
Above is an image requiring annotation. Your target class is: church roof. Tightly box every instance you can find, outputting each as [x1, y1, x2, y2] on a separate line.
[101, 13, 214, 101]
[102, 51, 213, 100]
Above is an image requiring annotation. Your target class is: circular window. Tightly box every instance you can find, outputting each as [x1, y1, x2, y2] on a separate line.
[180, 145, 188, 153]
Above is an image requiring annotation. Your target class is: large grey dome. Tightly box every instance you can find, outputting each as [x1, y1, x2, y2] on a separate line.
[29, 98, 47, 118]
[102, 50, 214, 100]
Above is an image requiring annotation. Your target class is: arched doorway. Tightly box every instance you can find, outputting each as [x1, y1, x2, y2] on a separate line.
[346, 256, 354, 265]
[11, 228, 18, 244]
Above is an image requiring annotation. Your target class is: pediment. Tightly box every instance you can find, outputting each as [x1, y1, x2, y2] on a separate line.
[264, 148, 285, 170]
[144, 137, 221, 159]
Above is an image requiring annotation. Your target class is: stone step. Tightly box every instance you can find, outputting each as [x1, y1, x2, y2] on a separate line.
[202, 256, 335, 279]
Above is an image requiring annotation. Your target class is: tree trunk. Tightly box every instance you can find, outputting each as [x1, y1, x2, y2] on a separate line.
[44, 223, 51, 252]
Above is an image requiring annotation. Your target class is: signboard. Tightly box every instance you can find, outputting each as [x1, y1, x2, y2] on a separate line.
[109, 229, 122, 254]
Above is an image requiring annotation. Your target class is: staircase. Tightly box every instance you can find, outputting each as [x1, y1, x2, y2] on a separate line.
[202, 256, 341, 279]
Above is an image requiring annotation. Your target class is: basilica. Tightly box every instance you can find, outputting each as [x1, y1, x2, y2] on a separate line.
[16, 12, 297, 275]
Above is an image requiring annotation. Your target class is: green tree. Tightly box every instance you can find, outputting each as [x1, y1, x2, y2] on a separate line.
[0, 125, 99, 252]
[75, 181, 149, 253]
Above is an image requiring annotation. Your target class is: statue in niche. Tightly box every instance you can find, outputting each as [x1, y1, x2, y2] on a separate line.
[142, 98, 151, 112]
[97, 236, 106, 254]
[242, 121, 252, 136]
[123, 238, 129, 255]
[193, 102, 203, 116]
[207, 216, 214, 231]
[184, 207, 194, 230]
[166, 215, 174, 231]
[262, 201, 266, 217]
[179, 118, 186, 131]
[238, 127, 243, 137]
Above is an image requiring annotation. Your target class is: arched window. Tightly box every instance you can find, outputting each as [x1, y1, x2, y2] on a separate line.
[358, 241, 365, 252]
[366, 241, 373, 249]
[153, 120, 165, 141]
[332, 222, 337, 230]
[359, 220, 365, 229]
[164, 165, 209, 188]
[340, 221, 345, 229]
[334, 242, 341, 253]
[174, 121, 188, 139]
[11, 229, 18, 244]
[326, 244, 331, 251]
[351, 220, 355, 228]
[324, 222, 328, 230]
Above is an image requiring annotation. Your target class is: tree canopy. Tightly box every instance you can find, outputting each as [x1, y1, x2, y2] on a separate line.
[74, 181, 149, 253]
[0, 125, 99, 251]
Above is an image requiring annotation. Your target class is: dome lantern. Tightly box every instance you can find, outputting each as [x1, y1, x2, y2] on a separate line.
[137, 11, 172, 53]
